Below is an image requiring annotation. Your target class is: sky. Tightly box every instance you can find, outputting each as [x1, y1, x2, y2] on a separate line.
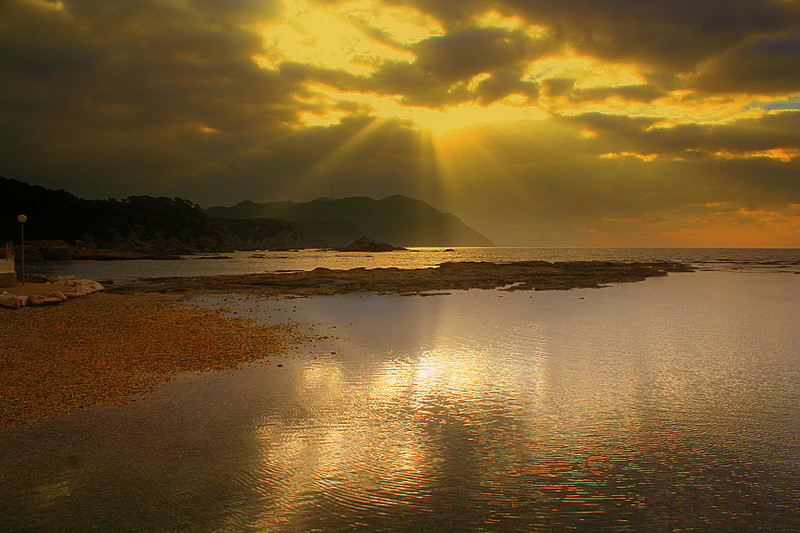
[1, 0, 799, 247]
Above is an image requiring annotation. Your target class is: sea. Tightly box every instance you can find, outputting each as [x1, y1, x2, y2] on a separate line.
[3, 248, 800, 531]
[25, 246, 800, 280]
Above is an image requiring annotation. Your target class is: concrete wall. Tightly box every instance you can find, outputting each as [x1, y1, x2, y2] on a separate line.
[0, 243, 14, 286]
[0, 255, 13, 274]
[0, 271, 16, 287]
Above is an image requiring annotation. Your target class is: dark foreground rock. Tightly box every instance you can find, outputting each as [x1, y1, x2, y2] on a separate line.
[109, 260, 694, 297]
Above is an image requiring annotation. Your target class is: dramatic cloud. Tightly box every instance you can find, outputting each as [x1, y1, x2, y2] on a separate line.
[391, 0, 800, 70]
[694, 33, 800, 94]
[1, 0, 799, 246]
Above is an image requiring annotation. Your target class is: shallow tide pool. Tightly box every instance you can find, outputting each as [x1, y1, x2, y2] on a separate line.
[1, 270, 799, 531]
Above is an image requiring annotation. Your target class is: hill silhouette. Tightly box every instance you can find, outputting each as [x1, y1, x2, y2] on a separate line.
[1, 177, 493, 256]
[207, 195, 493, 247]
[0, 177, 301, 254]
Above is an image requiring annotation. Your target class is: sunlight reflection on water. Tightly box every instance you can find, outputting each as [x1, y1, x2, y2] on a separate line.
[1, 271, 799, 531]
[30, 246, 800, 281]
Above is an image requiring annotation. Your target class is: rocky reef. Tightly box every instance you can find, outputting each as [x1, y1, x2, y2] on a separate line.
[110, 260, 694, 296]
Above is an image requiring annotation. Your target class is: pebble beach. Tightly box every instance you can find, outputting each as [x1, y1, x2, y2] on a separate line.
[0, 291, 312, 425]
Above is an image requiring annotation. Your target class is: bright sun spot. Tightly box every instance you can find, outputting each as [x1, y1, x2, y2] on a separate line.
[261, 0, 434, 74]
[298, 85, 548, 135]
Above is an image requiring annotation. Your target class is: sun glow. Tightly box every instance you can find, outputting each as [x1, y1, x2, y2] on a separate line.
[296, 84, 548, 135]
[407, 101, 548, 135]
[583, 206, 800, 248]
[261, 0, 437, 74]
[250, 1, 800, 249]
[528, 57, 644, 88]
[257, 0, 773, 138]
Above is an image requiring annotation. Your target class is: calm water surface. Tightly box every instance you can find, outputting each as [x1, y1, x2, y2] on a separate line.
[30, 247, 800, 280]
[1, 269, 799, 531]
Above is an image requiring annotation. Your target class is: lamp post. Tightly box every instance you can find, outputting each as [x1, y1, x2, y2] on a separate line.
[17, 214, 26, 286]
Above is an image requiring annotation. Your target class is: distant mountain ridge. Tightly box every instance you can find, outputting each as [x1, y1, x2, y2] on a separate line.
[0, 176, 303, 254]
[206, 195, 494, 247]
[0, 177, 493, 256]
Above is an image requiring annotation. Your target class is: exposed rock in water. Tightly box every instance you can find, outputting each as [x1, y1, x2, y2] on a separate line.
[110, 260, 694, 297]
[335, 237, 406, 252]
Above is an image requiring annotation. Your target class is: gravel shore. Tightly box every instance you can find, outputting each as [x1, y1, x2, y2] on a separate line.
[0, 292, 312, 425]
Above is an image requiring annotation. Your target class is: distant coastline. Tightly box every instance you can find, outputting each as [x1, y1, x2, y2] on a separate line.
[1, 177, 493, 258]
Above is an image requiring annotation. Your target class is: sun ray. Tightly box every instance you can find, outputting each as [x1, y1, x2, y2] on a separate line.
[287, 116, 389, 198]
[411, 127, 446, 210]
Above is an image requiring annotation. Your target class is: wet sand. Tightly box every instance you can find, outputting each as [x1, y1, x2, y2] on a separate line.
[109, 260, 694, 296]
[0, 292, 314, 425]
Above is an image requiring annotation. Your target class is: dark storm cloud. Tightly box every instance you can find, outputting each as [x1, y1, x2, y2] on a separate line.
[569, 85, 667, 104]
[694, 33, 800, 94]
[507, 0, 799, 71]
[388, 0, 800, 73]
[474, 71, 538, 105]
[279, 24, 551, 108]
[565, 113, 660, 136]
[0, 0, 302, 198]
[279, 59, 471, 107]
[167, 114, 440, 204]
[1, 0, 799, 246]
[437, 117, 799, 245]
[541, 80, 666, 104]
[0, 0, 95, 77]
[367, 59, 473, 106]
[411, 26, 550, 82]
[462, 109, 799, 243]
[568, 111, 800, 156]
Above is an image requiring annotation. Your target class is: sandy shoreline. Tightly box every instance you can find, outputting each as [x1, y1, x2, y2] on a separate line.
[0, 292, 315, 425]
[1, 260, 693, 426]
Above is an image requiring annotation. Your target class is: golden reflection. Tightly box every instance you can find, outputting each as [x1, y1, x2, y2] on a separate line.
[243, 284, 800, 525]
[249, 295, 490, 521]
